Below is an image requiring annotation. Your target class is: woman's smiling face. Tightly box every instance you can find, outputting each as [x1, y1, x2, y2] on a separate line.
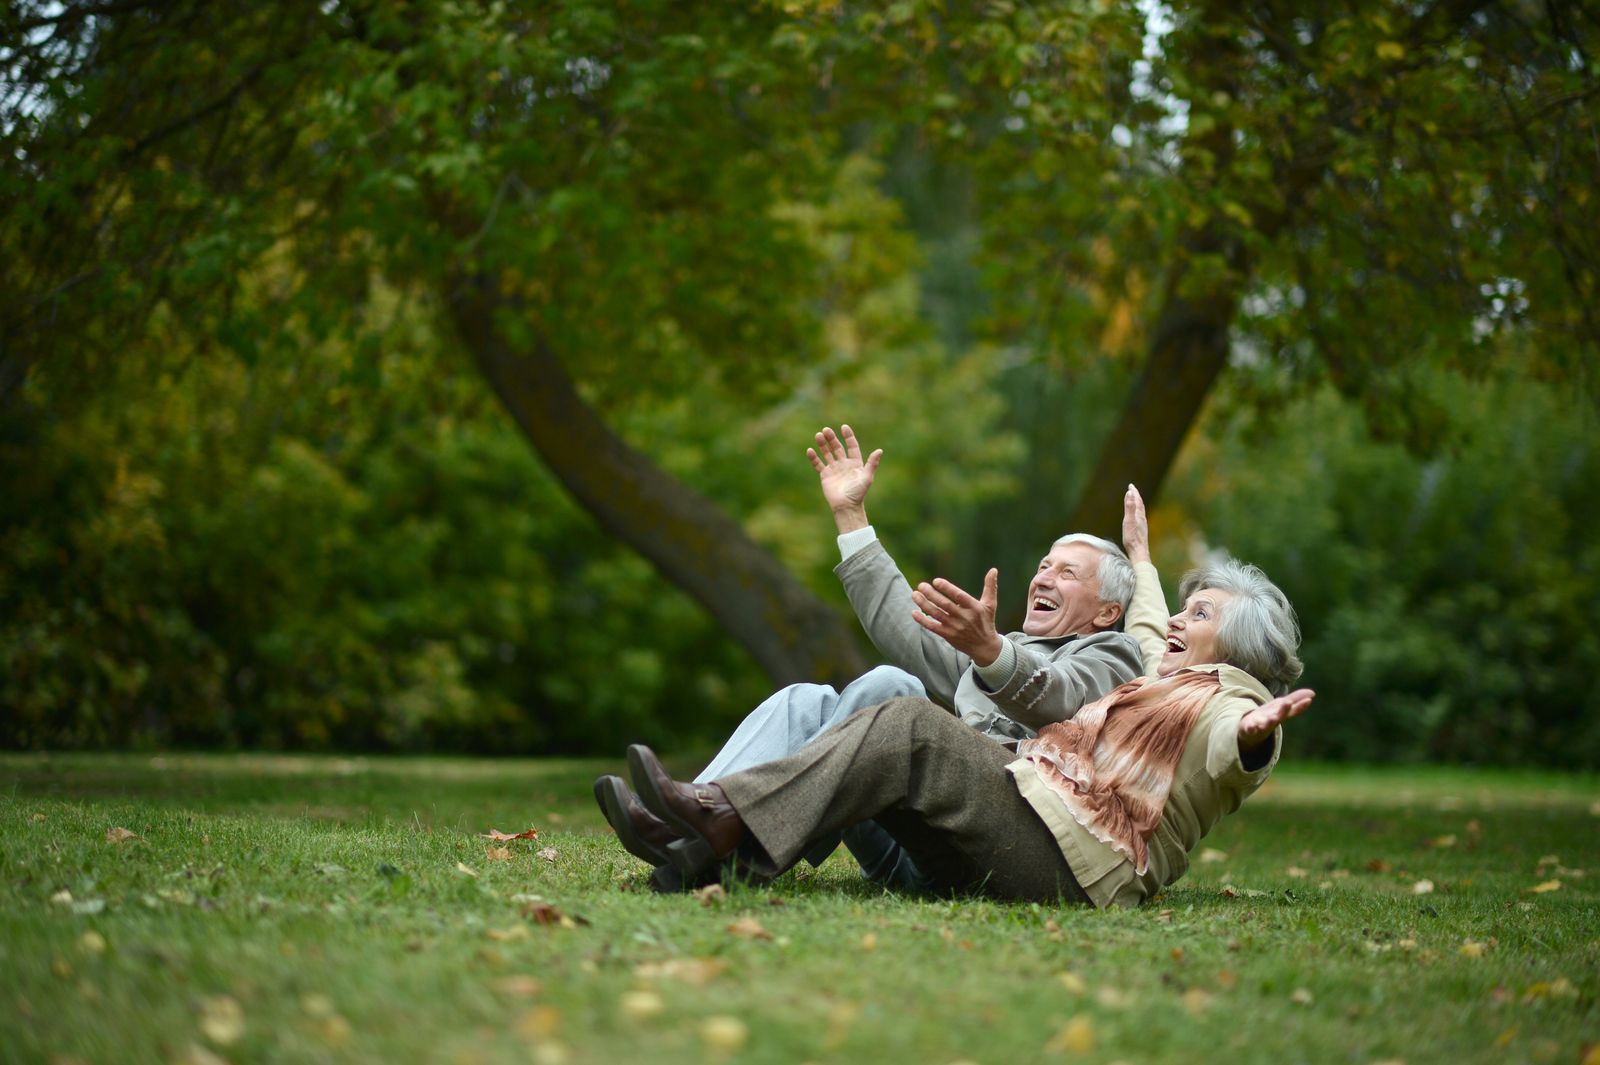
[1159, 587, 1234, 675]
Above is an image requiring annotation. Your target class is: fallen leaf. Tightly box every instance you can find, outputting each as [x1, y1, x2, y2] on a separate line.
[515, 1005, 562, 1041]
[486, 846, 513, 862]
[700, 1015, 748, 1053]
[536, 847, 559, 863]
[1094, 986, 1131, 1009]
[1181, 988, 1212, 1016]
[1427, 834, 1457, 849]
[521, 901, 588, 928]
[1493, 1026, 1518, 1049]
[1045, 1016, 1095, 1054]
[487, 926, 530, 943]
[455, 862, 479, 878]
[1527, 879, 1562, 894]
[1198, 848, 1228, 863]
[1290, 988, 1314, 1005]
[632, 958, 727, 987]
[31, 812, 46, 822]
[1459, 940, 1486, 958]
[1170, 947, 1185, 963]
[198, 995, 245, 1046]
[106, 827, 140, 844]
[52, 957, 72, 978]
[1582, 1043, 1600, 1065]
[618, 990, 664, 1022]
[726, 917, 773, 941]
[695, 884, 726, 906]
[494, 975, 544, 998]
[315, 1015, 352, 1046]
[78, 931, 107, 954]
[482, 828, 539, 841]
[1155, 908, 1174, 923]
[1411, 880, 1435, 895]
[1215, 969, 1238, 990]
[1056, 971, 1087, 995]
[860, 933, 878, 952]
[1366, 859, 1392, 873]
[1285, 866, 1309, 878]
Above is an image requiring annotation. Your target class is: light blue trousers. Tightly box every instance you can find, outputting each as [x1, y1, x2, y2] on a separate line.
[694, 665, 933, 891]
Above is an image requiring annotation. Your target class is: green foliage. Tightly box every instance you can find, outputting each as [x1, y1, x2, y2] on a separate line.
[1163, 371, 1600, 768]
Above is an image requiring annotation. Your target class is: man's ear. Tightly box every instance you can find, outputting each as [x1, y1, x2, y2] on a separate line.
[1093, 601, 1123, 631]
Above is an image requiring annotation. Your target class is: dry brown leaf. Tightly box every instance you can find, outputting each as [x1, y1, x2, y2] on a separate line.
[695, 884, 726, 907]
[1215, 969, 1238, 991]
[726, 916, 773, 941]
[31, 812, 46, 822]
[1094, 986, 1131, 1009]
[632, 958, 727, 987]
[1290, 988, 1314, 1005]
[1056, 971, 1087, 995]
[618, 990, 664, 1022]
[482, 828, 539, 841]
[487, 926, 530, 943]
[455, 862, 478, 877]
[1493, 1026, 1518, 1050]
[1527, 879, 1562, 894]
[494, 975, 544, 998]
[1170, 947, 1185, 963]
[198, 995, 245, 1046]
[1197, 847, 1228, 863]
[536, 847, 559, 863]
[860, 933, 878, 952]
[106, 827, 140, 843]
[700, 1015, 749, 1053]
[1181, 988, 1212, 1016]
[1581, 1043, 1600, 1065]
[78, 931, 107, 955]
[521, 901, 587, 928]
[1410, 879, 1435, 895]
[515, 1006, 562, 1041]
[1285, 866, 1309, 878]
[1427, 835, 1457, 849]
[1366, 859, 1392, 873]
[486, 846, 513, 862]
[1459, 940, 1486, 958]
[1045, 1015, 1095, 1054]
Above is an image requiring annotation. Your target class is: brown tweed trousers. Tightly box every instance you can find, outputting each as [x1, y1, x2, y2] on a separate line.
[715, 697, 1090, 904]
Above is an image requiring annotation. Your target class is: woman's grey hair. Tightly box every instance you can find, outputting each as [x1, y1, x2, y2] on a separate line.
[1053, 533, 1136, 621]
[1178, 557, 1303, 695]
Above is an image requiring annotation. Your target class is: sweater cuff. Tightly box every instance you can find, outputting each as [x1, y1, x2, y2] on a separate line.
[837, 525, 878, 561]
[973, 636, 1018, 691]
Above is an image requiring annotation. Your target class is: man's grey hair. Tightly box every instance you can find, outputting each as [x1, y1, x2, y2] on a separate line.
[1178, 557, 1303, 695]
[1052, 533, 1136, 621]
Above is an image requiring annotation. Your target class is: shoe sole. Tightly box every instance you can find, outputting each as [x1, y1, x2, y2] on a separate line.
[593, 774, 671, 867]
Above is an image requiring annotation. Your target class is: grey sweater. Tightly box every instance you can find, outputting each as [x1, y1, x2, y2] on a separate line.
[835, 539, 1144, 742]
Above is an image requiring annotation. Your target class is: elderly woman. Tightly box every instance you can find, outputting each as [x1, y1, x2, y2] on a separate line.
[608, 486, 1314, 907]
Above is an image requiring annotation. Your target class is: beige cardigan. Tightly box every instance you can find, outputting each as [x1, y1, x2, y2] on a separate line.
[1006, 561, 1281, 908]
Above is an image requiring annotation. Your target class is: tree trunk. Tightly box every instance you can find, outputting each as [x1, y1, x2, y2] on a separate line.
[446, 272, 868, 688]
[1063, 265, 1236, 539]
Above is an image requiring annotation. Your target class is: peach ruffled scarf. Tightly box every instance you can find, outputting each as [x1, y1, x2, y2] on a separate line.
[1016, 671, 1220, 874]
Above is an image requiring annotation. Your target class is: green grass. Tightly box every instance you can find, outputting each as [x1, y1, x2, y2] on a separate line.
[3, 753, 1596, 1065]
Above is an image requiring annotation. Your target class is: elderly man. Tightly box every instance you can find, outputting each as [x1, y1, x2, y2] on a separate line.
[595, 425, 1143, 889]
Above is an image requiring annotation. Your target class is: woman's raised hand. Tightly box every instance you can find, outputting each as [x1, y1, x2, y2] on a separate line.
[1237, 688, 1315, 750]
[1122, 484, 1151, 564]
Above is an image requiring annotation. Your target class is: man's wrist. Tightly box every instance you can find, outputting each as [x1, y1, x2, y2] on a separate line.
[832, 505, 869, 533]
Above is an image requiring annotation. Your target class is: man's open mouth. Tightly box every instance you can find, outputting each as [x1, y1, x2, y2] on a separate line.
[1031, 597, 1059, 613]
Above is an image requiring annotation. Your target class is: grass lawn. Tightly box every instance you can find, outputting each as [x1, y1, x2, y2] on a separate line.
[3, 752, 1596, 1065]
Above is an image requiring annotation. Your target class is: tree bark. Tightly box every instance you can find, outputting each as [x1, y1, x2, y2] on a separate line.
[1063, 273, 1235, 539]
[446, 272, 868, 688]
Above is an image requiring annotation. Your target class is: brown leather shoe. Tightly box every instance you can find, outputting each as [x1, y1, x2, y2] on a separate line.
[593, 774, 679, 867]
[626, 745, 745, 880]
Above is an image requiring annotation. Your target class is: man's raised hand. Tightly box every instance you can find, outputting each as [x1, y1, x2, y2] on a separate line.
[807, 425, 881, 533]
[911, 569, 1006, 668]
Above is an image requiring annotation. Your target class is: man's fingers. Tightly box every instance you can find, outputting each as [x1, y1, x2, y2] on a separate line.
[841, 423, 861, 460]
[929, 578, 978, 609]
[806, 447, 826, 473]
[980, 568, 998, 612]
[865, 449, 882, 477]
[822, 426, 848, 462]
[914, 584, 956, 616]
